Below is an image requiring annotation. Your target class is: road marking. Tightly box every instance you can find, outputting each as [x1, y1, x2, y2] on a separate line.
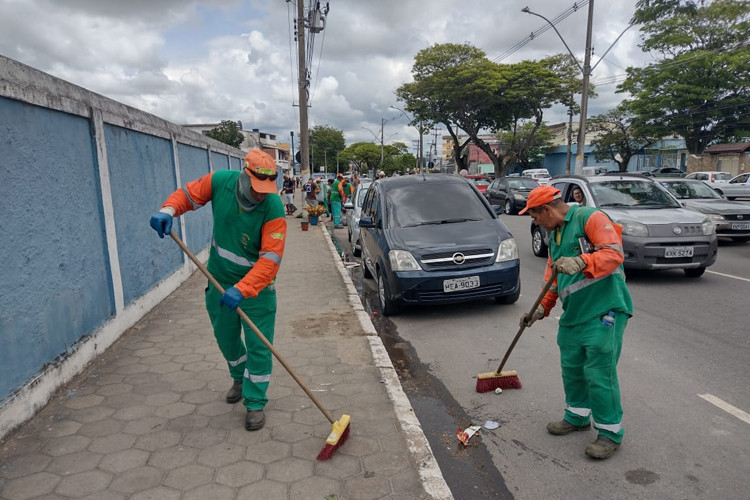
[706, 270, 750, 283]
[698, 393, 750, 425]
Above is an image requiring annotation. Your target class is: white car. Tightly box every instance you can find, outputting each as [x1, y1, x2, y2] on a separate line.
[521, 168, 551, 185]
[344, 179, 373, 256]
[712, 173, 750, 200]
[685, 171, 732, 184]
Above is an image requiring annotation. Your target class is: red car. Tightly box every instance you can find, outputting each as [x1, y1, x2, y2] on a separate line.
[466, 174, 490, 194]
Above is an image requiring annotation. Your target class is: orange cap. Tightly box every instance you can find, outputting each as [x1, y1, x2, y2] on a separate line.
[519, 185, 561, 214]
[243, 150, 278, 194]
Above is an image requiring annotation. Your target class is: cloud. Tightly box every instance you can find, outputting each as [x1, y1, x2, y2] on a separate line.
[0, 0, 647, 148]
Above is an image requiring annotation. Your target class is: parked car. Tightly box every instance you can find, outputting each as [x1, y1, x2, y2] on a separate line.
[529, 174, 718, 277]
[466, 174, 490, 194]
[521, 168, 551, 185]
[358, 174, 520, 315]
[712, 173, 750, 200]
[641, 167, 686, 177]
[344, 178, 374, 256]
[658, 178, 750, 243]
[485, 176, 540, 214]
[685, 171, 732, 184]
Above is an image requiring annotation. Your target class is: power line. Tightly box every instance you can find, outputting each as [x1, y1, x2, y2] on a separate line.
[492, 0, 590, 63]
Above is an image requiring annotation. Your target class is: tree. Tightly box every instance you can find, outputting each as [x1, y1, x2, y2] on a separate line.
[498, 122, 554, 170]
[338, 142, 381, 175]
[206, 120, 244, 149]
[397, 43, 574, 177]
[588, 103, 656, 171]
[620, 0, 750, 153]
[309, 125, 346, 173]
[396, 43, 490, 173]
[381, 142, 415, 175]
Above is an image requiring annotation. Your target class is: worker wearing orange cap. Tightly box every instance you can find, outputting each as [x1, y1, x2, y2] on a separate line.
[149, 149, 286, 431]
[519, 185, 632, 459]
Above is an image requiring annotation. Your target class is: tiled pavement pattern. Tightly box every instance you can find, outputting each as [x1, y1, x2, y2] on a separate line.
[0, 198, 450, 499]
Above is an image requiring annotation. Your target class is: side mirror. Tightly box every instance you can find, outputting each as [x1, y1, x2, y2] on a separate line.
[343, 201, 353, 209]
[359, 216, 375, 229]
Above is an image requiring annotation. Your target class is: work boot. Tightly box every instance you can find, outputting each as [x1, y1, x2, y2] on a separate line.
[585, 436, 620, 459]
[547, 419, 591, 435]
[245, 410, 265, 431]
[225, 380, 243, 404]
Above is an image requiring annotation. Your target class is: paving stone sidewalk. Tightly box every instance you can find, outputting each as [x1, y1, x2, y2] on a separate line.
[0, 199, 452, 500]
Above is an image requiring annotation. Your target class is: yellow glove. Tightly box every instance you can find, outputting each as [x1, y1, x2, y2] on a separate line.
[520, 304, 546, 328]
[552, 256, 586, 275]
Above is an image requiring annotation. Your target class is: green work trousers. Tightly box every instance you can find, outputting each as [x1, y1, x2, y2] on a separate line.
[557, 311, 627, 443]
[205, 281, 276, 410]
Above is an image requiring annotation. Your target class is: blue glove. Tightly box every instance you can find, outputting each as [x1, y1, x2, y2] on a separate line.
[150, 212, 173, 238]
[220, 286, 244, 310]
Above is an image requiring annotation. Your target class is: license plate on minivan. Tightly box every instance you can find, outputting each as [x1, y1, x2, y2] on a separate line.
[443, 276, 480, 293]
[664, 246, 693, 258]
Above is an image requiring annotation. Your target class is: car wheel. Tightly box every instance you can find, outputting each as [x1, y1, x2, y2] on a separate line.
[732, 236, 750, 243]
[504, 199, 514, 215]
[495, 282, 520, 304]
[684, 267, 706, 278]
[531, 225, 548, 257]
[352, 238, 362, 257]
[377, 270, 401, 316]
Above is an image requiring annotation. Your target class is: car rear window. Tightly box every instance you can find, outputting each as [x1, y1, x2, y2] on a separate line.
[508, 178, 539, 189]
[714, 172, 732, 181]
[589, 180, 681, 208]
[386, 183, 493, 228]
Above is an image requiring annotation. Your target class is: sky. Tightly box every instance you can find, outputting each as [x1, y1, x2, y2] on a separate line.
[0, 0, 653, 154]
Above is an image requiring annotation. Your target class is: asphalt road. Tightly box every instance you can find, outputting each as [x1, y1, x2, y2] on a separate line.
[338, 208, 750, 500]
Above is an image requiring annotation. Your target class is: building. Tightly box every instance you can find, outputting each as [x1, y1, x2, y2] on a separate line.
[688, 142, 750, 177]
[182, 122, 290, 173]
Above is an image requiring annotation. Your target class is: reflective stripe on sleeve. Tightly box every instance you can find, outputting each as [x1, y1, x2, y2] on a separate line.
[559, 267, 625, 300]
[181, 187, 204, 210]
[594, 243, 624, 256]
[259, 251, 282, 265]
[212, 238, 255, 268]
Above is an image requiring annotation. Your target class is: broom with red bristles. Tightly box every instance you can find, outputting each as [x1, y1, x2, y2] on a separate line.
[476, 270, 557, 393]
[170, 232, 350, 460]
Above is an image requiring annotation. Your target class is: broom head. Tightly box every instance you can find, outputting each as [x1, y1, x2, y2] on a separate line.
[476, 370, 522, 392]
[317, 414, 351, 461]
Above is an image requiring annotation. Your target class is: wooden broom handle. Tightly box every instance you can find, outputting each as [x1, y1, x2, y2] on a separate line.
[170, 232, 335, 424]
[494, 270, 557, 374]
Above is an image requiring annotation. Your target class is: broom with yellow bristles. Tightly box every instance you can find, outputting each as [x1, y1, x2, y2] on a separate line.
[170, 232, 350, 460]
[476, 271, 557, 392]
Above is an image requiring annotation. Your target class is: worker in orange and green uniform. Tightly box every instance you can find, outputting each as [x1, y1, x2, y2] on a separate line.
[330, 174, 348, 228]
[520, 185, 633, 459]
[149, 149, 286, 431]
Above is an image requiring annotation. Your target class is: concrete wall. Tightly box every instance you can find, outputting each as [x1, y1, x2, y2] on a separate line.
[0, 55, 265, 438]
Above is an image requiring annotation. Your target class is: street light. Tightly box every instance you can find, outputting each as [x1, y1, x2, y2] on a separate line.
[522, 3, 632, 175]
[390, 105, 425, 171]
[522, 2, 594, 176]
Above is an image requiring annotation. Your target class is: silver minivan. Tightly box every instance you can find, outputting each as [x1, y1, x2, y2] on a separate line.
[530, 174, 718, 277]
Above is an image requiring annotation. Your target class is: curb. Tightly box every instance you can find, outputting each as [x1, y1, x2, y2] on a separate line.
[321, 224, 454, 500]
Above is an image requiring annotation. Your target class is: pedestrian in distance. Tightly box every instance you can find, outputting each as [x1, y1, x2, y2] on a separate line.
[149, 149, 286, 432]
[330, 174, 350, 228]
[281, 174, 296, 215]
[303, 177, 320, 208]
[519, 185, 633, 459]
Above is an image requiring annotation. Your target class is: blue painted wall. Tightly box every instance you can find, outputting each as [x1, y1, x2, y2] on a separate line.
[0, 98, 114, 395]
[0, 55, 276, 406]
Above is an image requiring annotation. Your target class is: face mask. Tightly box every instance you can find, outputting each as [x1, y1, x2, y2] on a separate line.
[236, 171, 260, 212]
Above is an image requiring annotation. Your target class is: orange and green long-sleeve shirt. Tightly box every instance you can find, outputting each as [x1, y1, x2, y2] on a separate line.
[540, 205, 632, 326]
[162, 170, 286, 298]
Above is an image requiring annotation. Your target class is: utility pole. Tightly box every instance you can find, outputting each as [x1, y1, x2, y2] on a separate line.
[380, 117, 385, 172]
[574, 0, 595, 175]
[295, 0, 310, 181]
[290, 130, 296, 176]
